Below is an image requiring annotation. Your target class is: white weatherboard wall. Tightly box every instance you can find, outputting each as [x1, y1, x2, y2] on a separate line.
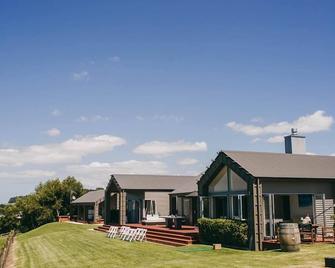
[144, 191, 170, 216]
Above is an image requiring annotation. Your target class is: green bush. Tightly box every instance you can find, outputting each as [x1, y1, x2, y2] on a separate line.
[197, 218, 248, 248]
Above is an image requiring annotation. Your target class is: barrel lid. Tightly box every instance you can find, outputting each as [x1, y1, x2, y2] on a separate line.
[279, 223, 298, 228]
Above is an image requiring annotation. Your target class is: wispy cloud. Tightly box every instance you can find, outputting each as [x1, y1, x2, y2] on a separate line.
[266, 135, 284, 143]
[135, 114, 184, 123]
[0, 135, 126, 166]
[135, 115, 145, 121]
[227, 111, 333, 136]
[133, 140, 207, 157]
[67, 160, 168, 188]
[177, 158, 199, 166]
[51, 109, 62, 117]
[153, 114, 184, 123]
[46, 128, 61, 137]
[108, 56, 120, 62]
[77, 115, 110, 123]
[0, 169, 56, 179]
[72, 71, 89, 81]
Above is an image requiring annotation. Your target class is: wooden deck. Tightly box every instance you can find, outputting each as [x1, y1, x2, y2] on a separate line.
[95, 224, 199, 247]
[263, 235, 335, 250]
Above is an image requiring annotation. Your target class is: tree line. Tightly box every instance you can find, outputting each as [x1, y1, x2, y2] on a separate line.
[0, 176, 87, 234]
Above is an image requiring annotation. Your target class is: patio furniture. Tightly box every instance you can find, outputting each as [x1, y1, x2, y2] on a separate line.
[142, 214, 165, 225]
[322, 227, 335, 242]
[161, 216, 186, 230]
[299, 223, 316, 243]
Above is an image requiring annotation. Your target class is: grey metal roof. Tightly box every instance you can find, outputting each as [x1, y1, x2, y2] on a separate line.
[170, 175, 201, 195]
[71, 190, 104, 204]
[223, 150, 335, 179]
[111, 174, 199, 191]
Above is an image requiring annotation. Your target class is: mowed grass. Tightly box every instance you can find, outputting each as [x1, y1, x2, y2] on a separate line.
[15, 223, 335, 268]
[0, 235, 5, 250]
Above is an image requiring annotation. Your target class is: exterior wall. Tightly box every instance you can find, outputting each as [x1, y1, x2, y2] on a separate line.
[145, 191, 170, 216]
[262, 179, 334, 197]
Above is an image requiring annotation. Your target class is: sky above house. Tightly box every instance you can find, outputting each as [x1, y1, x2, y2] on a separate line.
[0, 0, 335, 203]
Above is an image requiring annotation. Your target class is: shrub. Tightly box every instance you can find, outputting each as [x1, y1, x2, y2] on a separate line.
[197, 218, 248, 248]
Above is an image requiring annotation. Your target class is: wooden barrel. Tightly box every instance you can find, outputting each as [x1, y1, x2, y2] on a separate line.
[279, 223, 301, 252]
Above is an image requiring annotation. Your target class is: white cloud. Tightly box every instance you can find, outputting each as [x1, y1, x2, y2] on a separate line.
[0, 169, 56, 179]
[0, 135, 126, 166]
[51, 109, 62, 117]
[133, 140, 207, 157]
[72, 71, 89, 81]
[227, 111, 333, 136]
[77, 115, 110, 123]
[46, 128, 61, 137]
[108, 56, 120, 62]
[266, 135, 284, 143]
[250, 117, 264, 123]
[66, 160, 168, 188]
[177, 158, 199, 166]
[251, 138, 262, 143]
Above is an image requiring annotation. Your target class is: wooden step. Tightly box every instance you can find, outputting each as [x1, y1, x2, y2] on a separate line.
[146, 233, 194, 244]
[146, 237, 187, 247]
[146, 230, 194, 240]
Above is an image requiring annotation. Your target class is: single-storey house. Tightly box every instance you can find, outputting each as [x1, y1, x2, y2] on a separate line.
[169, 176, 200, 225]
[71, 190, 104, 223]
[198, 132, 335, 251]
[104, 174, 199, 225]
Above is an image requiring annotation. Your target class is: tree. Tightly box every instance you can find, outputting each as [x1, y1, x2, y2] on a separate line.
[0, 176, 86, 233]
[61, 176, 86, 215]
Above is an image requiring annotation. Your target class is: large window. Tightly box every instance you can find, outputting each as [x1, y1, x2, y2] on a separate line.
[215, 196, 228, 218]
[145, 200, 156, 215]
[231, 195, 248, 220]
[209, 167, 228, 193]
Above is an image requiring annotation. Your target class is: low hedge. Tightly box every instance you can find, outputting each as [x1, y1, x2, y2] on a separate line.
[197, 218, 248, 248]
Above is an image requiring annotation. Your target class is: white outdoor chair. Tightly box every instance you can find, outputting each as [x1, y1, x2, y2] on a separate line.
[134, 228, 147, 242]
[123, 228, 137, 241]
[110, 226, 119, 239]
[107, 226, 119, 238]
[119, 226, 131, 240]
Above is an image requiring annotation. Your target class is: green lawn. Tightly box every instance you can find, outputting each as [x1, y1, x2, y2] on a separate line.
[0, 235, 5, 250]
[15, 223, 334, 268]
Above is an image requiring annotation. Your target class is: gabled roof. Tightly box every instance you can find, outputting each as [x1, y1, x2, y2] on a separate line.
[107, 174, 198, 192]
[223, 150, 335, 179]
[71, 190, 104, 204]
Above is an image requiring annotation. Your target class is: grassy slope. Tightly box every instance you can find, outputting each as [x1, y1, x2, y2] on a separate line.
[0, 236, 5, 250]
[15, 223, 335, 268]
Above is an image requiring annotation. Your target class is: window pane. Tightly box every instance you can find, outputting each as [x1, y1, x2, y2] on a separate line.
[209, 167, 228, 193]
[214, 196, 228, 218]
[203, 198, 209, 218]
[242, 195, 248, 219]
[230, 170, 247, 191]
[233, 196, 239, 217]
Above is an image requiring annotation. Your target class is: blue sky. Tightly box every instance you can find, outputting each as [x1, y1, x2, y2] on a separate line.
[0, 1, 335, 202]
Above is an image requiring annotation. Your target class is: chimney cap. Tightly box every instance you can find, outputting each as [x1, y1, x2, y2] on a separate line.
[291, 128, 298, 135]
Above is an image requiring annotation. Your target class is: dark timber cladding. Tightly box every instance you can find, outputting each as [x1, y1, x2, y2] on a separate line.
[197, 152, 263, 251]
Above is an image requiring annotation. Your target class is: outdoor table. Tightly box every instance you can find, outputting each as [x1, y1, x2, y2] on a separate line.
[161, 216, 185, 230]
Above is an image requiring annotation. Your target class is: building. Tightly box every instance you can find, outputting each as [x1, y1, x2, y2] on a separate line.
[198, 132, 335, 250]
[169, 176, 200, 225]
[71, 190, 105, 223]
[104, 174, 199, 225]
